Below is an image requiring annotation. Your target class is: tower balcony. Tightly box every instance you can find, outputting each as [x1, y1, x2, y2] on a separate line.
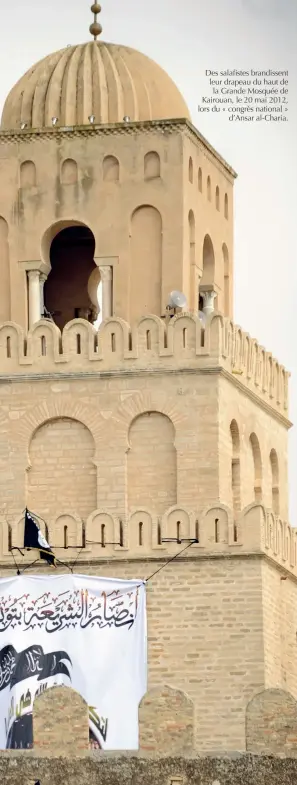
[0, 312, 290, 420]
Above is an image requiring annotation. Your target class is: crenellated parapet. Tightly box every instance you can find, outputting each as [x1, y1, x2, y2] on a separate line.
[0, 313, 290, 416]
[0, 503, 296, 578]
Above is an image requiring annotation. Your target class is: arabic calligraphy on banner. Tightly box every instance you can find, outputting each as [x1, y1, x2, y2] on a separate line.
[0, 586, 139, 633]
[0, 574, 147, 751]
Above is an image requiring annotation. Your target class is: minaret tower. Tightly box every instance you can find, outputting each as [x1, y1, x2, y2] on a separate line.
[0, 1, 294, 756]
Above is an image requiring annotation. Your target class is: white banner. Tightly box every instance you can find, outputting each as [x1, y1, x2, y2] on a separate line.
[0, 573, 147, 750]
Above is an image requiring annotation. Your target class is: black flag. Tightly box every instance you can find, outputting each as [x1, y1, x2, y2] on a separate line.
[24, 509, 55, 566]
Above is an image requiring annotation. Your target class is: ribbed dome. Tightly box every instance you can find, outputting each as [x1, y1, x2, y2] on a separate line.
[1, 41, 190, 130]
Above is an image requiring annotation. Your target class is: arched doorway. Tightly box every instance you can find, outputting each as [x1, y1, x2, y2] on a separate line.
[44, 225, 99, 330]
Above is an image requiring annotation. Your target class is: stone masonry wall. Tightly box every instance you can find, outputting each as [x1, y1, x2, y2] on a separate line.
[1, 754, 297, 785]
[0, 556, 265, 752]
[261, 562, 297, 700]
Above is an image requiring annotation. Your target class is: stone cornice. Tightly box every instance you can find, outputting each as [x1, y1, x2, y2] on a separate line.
[0, 365, 291, 428]
[0, 118, 237, 179]
[220, 367, 292, 428]
[0, 549, 295, 582]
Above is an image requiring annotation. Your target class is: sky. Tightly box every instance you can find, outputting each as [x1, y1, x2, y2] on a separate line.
[1, 0, 297, 519]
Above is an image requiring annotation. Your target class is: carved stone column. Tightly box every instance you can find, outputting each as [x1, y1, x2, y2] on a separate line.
[99, 266, 113, 319]
[27, 270, 41, 327]
[201, 290, 217, 318]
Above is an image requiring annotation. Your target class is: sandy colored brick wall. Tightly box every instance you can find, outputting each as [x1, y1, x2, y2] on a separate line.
[0, 556, 265, 753]
[28, 417, 97, 525]
[246, 688, 297, 756]
[262, 562, 297, 699]
[0, 313, 293, 755]
[33, 686, 89, 755]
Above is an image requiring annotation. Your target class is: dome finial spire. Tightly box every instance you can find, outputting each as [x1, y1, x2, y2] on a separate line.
[89, 3, 102, 40]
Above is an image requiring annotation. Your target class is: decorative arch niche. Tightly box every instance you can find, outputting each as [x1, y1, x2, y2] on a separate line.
[61, 158, 78, 185]
[103, 155, 119, 182]
[128, 411, 177, 515]
[27, 417, 97, 524]
[222, 243, 230, 316]
[249, 433, 262, 502]
[129, 206, 162, 322]
[200, 234, 215, 289]
[215, 185, 220, 211]
[0, 217, 10, 321]
[224, 192, 229, 219]
[270, 448, 280, 514]
[20, 160, 36, 188]
[188, 157, 194, 183]
[230, 419, 241, 514]
[144, 151, 161, 180]
[188, 210, 195, 265]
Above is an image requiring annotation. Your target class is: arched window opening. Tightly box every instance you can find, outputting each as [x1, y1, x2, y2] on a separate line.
[157, 522, 162, 545]
[82, 523, 86, 548]
[215, 518, 219, 543]
[103, 155, 119, 182]
[195, 519, 199, 542]
[207, 176, 211, 201]
[215, 186, 220, 211]
[111, 333, 116, 352]
[146, 331, 151, 350]
[139, 522, 143, 546]
[176, 521, 181, 543]
[233, 522, 238, 542]
[230, 419, 241, 512]
[76, 334, 81, 354]
[44, 225, 97, 331]
[64, 525, 68, 549]
[6, 336, 11, 358]
[144, 151, 161, 179]
[183, 328, 187, 349]
[224, 193, 229, 219]
[101, 524, 106, 548]
[270, 449, 280, 514]
[198, 167, 202, 192]
[8, 525, 12, 552]
[188, 157, 193, 183]
[250, 433, 262, 502]
[41, 336, 46, 356]
[222, 243, 230, 317]
[119, 520, 124, 547]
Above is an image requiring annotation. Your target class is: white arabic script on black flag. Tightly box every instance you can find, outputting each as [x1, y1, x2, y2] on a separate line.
[0, 574, 147, 750]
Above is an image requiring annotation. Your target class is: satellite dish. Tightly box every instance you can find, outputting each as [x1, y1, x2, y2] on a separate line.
[167, 290, 187, 309]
